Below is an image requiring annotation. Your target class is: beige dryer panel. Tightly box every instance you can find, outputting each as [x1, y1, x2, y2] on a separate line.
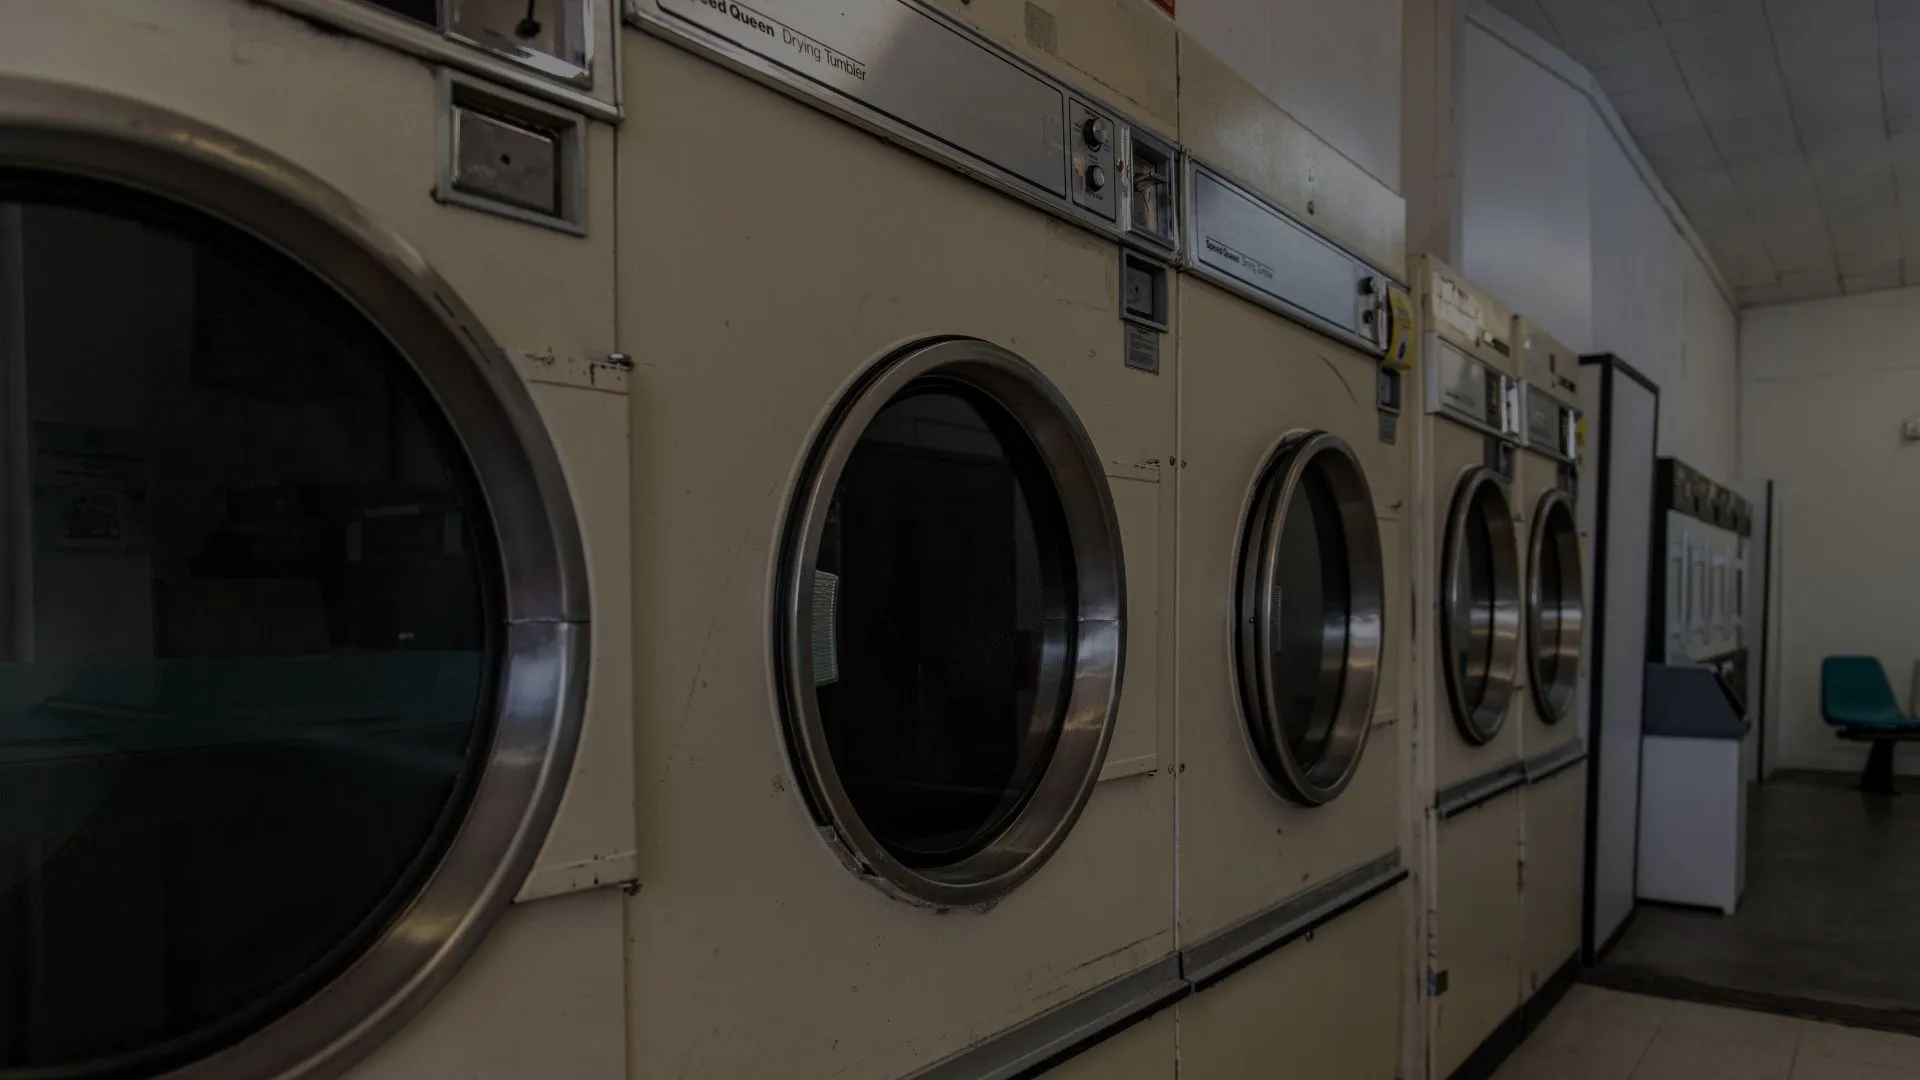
[1177, 39, 1405, 279]
[1174, 277, 1405, 945]
[1521, 766, 1585, 996]
[1432, 794, 1523, 1080]
[1410, 255, 1517, 375]
[1515, 316, 1581, 408]
[347, 890, 627, 1079]
[620, 33, 1177, 1080]
[1177, 885, 1406, 1080]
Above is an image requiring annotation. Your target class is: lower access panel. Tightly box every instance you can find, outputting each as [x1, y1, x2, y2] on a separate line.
[1178, 884, 1404, 1080]
[1521, 766, 1585, 998]
[1036, 1009, 1176, 1080]
[1433, 792, 1522, 1080]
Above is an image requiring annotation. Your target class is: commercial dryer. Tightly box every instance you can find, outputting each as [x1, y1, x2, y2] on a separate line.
[0, 1, 635, 1076]
[1511, 317, 1587, 1005]
[1167, 67, 1415, 1078]
[1410, 256, 1525, 1080]
[616, 2, 1185, 1076]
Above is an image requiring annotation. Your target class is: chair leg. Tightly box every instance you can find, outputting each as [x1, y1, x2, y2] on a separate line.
[1862, 740, 1898, 795]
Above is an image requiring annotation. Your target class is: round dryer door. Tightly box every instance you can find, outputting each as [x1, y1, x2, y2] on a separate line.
[778, 338, 1124, 909]
[0, 88, 586, 1077]
[1527, 489, 1584, 724]
[1440, 468, 1521, 744]
[1234, 432, 1385, 806]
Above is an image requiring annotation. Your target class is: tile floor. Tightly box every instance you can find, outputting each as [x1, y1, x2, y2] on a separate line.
[1600, 774, 1920, 1017]
[1495, 986, 1920, 1080]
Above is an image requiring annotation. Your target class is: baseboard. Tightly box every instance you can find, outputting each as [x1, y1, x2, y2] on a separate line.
[1583, 965, 1920, 1039]
[1444, 951, 1582, 1080]
[1444, 1004, 1524, 1080]
[1524, 953, 1581, 1029]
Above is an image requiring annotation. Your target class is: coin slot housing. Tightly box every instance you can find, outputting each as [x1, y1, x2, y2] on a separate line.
[435, 70, 587, 234]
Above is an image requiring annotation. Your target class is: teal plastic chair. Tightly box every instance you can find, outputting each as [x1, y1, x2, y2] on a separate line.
[1821, 656, 1920, 794]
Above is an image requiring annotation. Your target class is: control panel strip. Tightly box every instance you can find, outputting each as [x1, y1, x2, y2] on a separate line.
[1181, 157, 1405, 360]
[1426, 337, 1522, 441]
[1522, 739, 1588, 785]
[1435, 760, 1528, 819]
[622, 0, 1179, 259]
[1521, 382, 1580, 463]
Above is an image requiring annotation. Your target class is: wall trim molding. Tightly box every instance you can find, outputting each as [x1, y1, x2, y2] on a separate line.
[1464, 0, 1736, 312]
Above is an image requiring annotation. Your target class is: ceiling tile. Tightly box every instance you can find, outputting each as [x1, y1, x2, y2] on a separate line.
[1890, 130, 1920, 187]
[1567, 26, 1674, 70]
[1882, 12, 1920, 56]
[1738, 272, 1842, 305]
[1694, 222, 1779, 285]
[1790, 98, 1888, 149]
[1830, 222, 1901, 273]
[1687, 72, 1793, 122]
[1886, 60, 1920, 121]
[1707, 111, 1800, 164]
[1772, 14, 1878, 72]
[1640, 125, 1725, 169]
[1762, 0, 1874, 31]
[1729, 155, 1821, 205]
[1758, 214, 1835, 270]
[1840, 264, 1903, 294]
[1807, 139, 1896, 202]
[1660, 5, 1772, 52]
[1540, 0, 1660, 35]
[1654, 0, 1763, 18]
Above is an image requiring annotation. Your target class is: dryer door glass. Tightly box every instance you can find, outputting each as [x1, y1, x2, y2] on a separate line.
[813, 385, 1068, 866]
[1235, 432, 1384, 806]
[1440, 470, 1519, 744]
[0, 186, 498, 1073]
[781, 340, 1123, 908]
[1527, 491, 1583, 724]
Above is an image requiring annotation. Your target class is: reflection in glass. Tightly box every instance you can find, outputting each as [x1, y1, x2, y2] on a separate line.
[1535, 526, 1567, 690]
[1451, 500, 1497, 709]
[1271, 468, 1351, 768]
[811, 386, 1072, 868]
[0, 183, 492, 1074]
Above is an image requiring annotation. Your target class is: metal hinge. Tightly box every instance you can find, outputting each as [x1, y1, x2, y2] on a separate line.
[1429, 969, 1449, 997]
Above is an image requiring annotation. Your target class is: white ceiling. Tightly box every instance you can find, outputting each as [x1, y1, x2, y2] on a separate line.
[1485, 0, 1920, 306]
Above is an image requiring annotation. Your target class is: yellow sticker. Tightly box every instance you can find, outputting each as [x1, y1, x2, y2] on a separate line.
[1384, 287, 1415, 371]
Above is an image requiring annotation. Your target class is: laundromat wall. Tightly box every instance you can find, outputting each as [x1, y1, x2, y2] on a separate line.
[0, 1, 1745, 1079]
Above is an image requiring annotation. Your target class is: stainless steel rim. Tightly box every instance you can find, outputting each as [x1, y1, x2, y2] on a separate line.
[776, 338, 1125, 909]
[0, 79, 588, 1080]
[1527, 489, 1583, 724]
[1439, 467, 1521, 745]
[1233, 432, 1384, 806]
